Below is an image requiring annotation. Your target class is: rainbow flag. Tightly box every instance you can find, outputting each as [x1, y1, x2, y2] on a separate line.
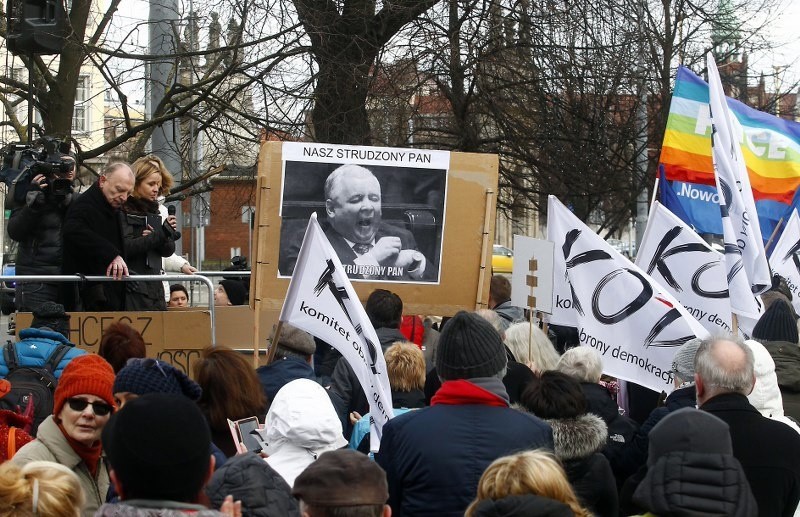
[659, 66, 800, 240]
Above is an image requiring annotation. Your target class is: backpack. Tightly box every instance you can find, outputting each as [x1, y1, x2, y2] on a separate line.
[0, 341, 70, 436]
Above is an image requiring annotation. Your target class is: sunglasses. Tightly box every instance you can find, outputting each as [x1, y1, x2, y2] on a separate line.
[67, 398, 113, 416]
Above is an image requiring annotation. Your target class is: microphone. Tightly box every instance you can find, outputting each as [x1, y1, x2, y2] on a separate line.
[166, 204, 181, 240]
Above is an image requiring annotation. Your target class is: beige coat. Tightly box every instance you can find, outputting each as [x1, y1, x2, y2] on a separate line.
[13, 415, 110, 517]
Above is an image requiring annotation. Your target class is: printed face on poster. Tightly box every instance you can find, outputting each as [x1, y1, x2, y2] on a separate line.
[277, 142, 450, 284]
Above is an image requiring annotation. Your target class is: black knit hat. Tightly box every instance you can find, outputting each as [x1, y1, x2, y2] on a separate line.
[220, 280, 247, 306]
[31, 302, 71, 339]
[752, 300, 799, 344]
[103, 393, 211, 502]
[436, 311, 507, 380]
[113, 358, 203, 401]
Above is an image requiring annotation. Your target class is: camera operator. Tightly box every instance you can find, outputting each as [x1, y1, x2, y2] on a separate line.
[7, 153, 76, 312]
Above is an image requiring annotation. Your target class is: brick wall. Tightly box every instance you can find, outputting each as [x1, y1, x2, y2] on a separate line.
[181, 178, 257, 266]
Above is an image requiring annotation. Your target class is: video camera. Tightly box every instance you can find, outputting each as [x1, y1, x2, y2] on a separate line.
[1, 137, 75, 207]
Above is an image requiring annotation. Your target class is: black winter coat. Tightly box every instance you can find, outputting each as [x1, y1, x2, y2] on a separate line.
[702, 393, 800, 517]
[120, 197, 175, 310]
[8, 188, 74, 275]
[545, 413, 618, 517]
[581, 382, 639, 485]
[63, 182, 126, 310]
[469, 495, 576, 517]
[375, 403, 553, 517]
[632, 450, 757, 517]
[205, 452, 300, 517]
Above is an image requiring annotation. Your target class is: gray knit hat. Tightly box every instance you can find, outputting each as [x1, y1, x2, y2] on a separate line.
[671, 338, 702, 383]
[436, 311, 507, 380]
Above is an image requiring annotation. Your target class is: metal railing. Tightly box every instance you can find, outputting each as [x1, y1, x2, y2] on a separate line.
[0, 274, 217, 346]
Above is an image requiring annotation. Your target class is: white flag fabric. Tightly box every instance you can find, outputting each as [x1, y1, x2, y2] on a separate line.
[636, 201, 734, 335]
[708, 53, 772, 309]
[279, 213, 394, 452]
[769, 210, 800, 315]
[548, 196, 709, 392]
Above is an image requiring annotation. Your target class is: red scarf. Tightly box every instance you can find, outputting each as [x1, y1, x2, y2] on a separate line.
[430, 380, 508, 407]
[57, 422, 103, 477]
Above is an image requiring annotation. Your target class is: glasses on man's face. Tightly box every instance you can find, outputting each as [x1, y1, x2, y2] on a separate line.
[67, 398, 113, 416]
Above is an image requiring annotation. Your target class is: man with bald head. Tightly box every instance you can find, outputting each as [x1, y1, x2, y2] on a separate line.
[321, 164, 428, 281]
[63, 162, 135, 310]
[696, 336, 800, 516]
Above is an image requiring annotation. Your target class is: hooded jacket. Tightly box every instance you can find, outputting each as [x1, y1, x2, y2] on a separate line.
[545, 413, 618, 517]
[632, 450, 757, 517]
[205, 452, 300, 517]
[13, 415, 110, 517]
[0, 327, 85, 378]
[260, 379, 347, 487]
[761, 340, 800, 422]
[746, 339, 800, 433]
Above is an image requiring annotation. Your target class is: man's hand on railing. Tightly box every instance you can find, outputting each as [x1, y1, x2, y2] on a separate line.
[106, 255, 129, 280]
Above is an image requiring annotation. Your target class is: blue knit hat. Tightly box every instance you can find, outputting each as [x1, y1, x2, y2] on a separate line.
[113, 358, 202, 401]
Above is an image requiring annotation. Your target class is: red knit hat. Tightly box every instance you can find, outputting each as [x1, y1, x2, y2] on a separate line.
[53, 354, 116, 416]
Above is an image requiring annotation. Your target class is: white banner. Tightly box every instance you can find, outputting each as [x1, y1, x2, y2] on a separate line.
[708, 53, 772, 308]
[279, 213, 394, 452]
[636, 201, 733, 335]
[548, 196, 709, 392]
[769, 209, 800, 315]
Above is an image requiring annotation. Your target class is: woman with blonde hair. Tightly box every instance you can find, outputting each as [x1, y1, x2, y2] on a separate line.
[0, 460, 85, 517]
[465, 449, 592, 517]
[504, 321, 561, 371]
[129, 156, 198, 303]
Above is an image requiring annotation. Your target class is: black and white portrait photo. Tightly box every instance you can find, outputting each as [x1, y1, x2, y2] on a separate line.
[278, 143, 449, 284]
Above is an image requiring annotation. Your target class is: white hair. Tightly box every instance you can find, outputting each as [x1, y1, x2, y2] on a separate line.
[556, 347, 603, 383]
[504, 322, 560, 370]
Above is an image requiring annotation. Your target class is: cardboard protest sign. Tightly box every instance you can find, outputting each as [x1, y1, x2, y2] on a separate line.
[547, 196, 709, 392]
[280, 213, 394, 452]
[16, 310, 212, 376]
[252, 142, 499, 318]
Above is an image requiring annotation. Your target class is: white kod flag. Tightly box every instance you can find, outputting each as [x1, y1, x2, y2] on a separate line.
[636, 201, 734, 335]
[708, 53, 772, 308]
[279, 213, 394, 452]
[548, 196, 709, 392]
[769, 210, 800, 315]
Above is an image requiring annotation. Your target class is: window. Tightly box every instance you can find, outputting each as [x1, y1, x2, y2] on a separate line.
[241, 205, 255, 223]
[72, 75, 89, 133]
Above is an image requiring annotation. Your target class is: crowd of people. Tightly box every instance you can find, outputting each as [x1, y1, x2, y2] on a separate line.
[0, 273, 799, 516]
[8, 155, 252, 315]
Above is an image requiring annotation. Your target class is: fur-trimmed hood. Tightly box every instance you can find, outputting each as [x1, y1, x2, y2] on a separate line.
[546, 413, 608, 460]
[515, 405, 607, 460]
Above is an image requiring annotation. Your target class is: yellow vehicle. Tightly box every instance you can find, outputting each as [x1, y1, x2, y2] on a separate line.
[492, 244, 513, 274]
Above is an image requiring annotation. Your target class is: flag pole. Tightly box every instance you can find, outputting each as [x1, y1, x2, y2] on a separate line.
[764, 217, 785, 257]
[265, 320, 284, 365]
[476, 188, 495, 310]
[528, 310, 533, 365]
[649, 171, 660, 210]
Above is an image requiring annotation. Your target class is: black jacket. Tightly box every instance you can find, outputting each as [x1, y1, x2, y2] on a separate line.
[8, 188, 74, 275]
[205, 452, 300, 517]
[120, 197, 175, 310]
[702, 392, 800, 517]
[63, 182, 126, 310]
[580, 382, 639, 483]
[469, 495, 576, 517]
[545, 412, 618, 517]
[632, 450, 758, 517]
